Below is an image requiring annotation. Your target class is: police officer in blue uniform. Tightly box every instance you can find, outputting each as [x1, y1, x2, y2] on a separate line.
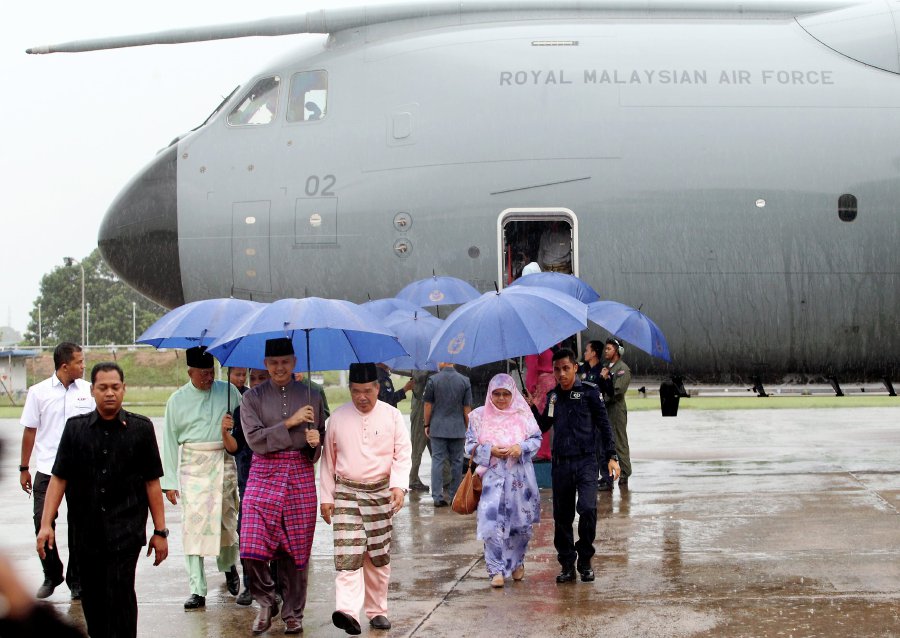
[376, 364, 414, 408]
[528, 348, 620, 583]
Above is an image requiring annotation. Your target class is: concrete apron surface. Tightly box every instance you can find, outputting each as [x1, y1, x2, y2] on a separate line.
[1, 406, 898, 637]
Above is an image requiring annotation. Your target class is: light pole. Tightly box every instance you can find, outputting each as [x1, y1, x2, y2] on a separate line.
[132, 302, 137, 343]
[38, 303, 42, 350]
[63, 257, 85, 346]
[86, 302, 91, 348]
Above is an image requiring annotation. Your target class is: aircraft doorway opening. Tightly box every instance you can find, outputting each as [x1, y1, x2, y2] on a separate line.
[498, 208, 580, 357]
[498, 209, 578, 287]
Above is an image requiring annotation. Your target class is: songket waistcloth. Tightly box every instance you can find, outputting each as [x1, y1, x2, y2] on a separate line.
[333, 476, 393, 571]
[180, 442, 238, 556]
[240, 450, 317, 569]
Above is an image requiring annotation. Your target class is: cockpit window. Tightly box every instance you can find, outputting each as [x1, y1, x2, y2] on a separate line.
[227, 76, 281, 126]
[287, 71, 328, 123]
[198, 85, 240, 130]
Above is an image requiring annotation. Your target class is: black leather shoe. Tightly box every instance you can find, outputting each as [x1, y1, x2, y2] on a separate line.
[332, 610, 362, 635]
[409, 482, 430, 492]
[597, 480, 613, 491]
[433, 499, 449, 508]
[226, 565, 240, 595]
[578, 564, 595, 582]
[35, 576, 64, 599]
[70, 587, 82, 601]
[370, 615, 392, 630]
[183, 594, 206, 610]
[555, 566, 577, 583]
[236, 588, 252, 606]
[618, 477, 629, 488]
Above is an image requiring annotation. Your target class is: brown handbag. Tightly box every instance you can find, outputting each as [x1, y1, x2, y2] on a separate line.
[451, 457, 483, 515]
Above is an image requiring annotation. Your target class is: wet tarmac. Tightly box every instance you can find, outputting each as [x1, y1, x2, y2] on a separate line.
[2, 406, 899, 637]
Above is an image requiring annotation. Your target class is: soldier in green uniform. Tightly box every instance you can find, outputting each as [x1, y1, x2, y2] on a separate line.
[600, 338, 632, 488]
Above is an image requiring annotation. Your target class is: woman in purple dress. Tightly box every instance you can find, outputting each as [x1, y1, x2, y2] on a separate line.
[464, 374, 542, 587]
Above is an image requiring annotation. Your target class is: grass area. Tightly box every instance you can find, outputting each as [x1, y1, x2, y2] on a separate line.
[4, 351, 894, 418]
[0, 386, 396, 419]
[26, 349, 193, 388]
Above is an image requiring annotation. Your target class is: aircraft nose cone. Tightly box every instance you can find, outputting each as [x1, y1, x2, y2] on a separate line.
[98, 144, 184, 309]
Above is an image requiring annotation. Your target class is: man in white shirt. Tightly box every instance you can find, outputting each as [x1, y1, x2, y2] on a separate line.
[19, 342, 95, 599]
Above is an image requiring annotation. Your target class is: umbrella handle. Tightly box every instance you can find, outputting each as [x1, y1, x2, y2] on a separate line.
[514, 360, 527, 395]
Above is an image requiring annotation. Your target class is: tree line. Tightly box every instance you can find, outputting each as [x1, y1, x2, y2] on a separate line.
[24, 248, 165, 346]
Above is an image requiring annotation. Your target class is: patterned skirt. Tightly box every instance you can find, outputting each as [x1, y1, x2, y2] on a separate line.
[333, 476, 393, 571]
[180, 443, 238, 556]
[240, 451, 317, 569]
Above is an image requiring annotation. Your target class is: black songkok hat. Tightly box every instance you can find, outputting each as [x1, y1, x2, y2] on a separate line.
[265, 337, 295, 357]
[349, 362, 378, 384]
[186, 346, 214, 369]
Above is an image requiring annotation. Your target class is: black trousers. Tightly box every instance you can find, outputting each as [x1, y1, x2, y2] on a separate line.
[33, 472, 79, 588]
[79, 547, 141, 638]
[551, 455, 599, 568]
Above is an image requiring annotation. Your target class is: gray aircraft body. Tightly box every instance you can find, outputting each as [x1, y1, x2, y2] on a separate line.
[29, 0, 900, 379]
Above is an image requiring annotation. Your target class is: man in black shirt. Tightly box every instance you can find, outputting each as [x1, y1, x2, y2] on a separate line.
[37, 362, 168, 638]
[529, 349, 619, 583]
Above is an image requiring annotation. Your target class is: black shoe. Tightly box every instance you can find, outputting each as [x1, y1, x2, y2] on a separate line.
[184, 594, 206, 610]
[618, 477, 629, 488]
[597, 480, 613, 491]
[332, 611, 362, 635]
[370, 615, 392, 630]
[236, 588, 252, 606]
[433, 499, 449, 508]
[556, 566, 577, 583]
[409, 482, 430, 492]
[577, 564, 595, 582]
[35, 576, 64, 599]
[225, 565, 240, 595]
[70, 587, 82, 601]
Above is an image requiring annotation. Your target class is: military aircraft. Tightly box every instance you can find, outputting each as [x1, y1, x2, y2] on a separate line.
[28, 0, 900, 382]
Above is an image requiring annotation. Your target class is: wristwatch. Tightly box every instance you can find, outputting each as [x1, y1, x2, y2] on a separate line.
[19, 465, 29, 472]
[153, 528, 169, 538]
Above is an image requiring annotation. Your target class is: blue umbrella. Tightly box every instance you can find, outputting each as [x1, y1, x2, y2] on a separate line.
[362, 298, 430, 320]
[428, 286, 588, 368]
[395, 275, 480, 307]
[508, 272, 601, 304]
[206, 297, 408, 372]
[382, 310, 444, 371]
[587, 300, 671, 362]
[137, 298, 264, 348]
[137, 297, 264, 413]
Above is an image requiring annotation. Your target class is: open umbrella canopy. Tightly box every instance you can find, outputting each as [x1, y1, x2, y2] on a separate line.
[587, 300, 672, 362]
[381, 309, 444, 371]
[395, 275, 480, 307]
[361, 298, 430, 320]
[206, 297, 408, 371]
[508, 272, 601, 304]
[137, 298, 263, 348]
[428, 286, 588, 368]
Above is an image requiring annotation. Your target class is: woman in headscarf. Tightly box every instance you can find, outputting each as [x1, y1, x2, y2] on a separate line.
[464, 374, 542, 587]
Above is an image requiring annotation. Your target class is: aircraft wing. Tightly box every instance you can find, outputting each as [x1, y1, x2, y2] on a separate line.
[26, 0, 862, 54]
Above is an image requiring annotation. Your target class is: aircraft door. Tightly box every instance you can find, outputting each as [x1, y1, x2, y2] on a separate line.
[498, 208, 581, 354]
[497, 209, 578, 286]
[232, 201, 272, 294]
